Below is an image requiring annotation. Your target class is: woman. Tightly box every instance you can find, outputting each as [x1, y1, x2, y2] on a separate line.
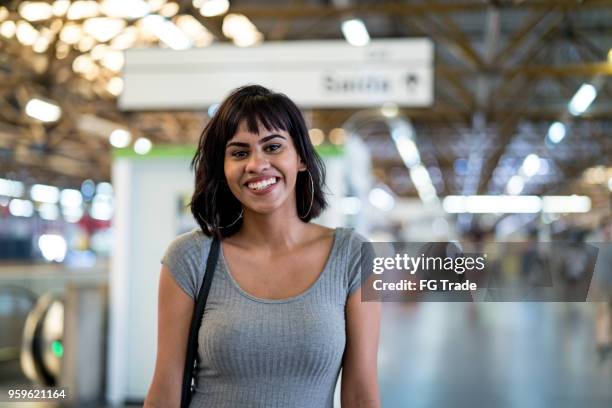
[145, 85, 380, 407]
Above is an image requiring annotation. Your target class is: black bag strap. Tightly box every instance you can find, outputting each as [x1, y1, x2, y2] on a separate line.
[180, 237, 220, 408]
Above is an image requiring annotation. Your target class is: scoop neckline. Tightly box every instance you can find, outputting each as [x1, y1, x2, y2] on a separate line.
[219, 227, 342, 304]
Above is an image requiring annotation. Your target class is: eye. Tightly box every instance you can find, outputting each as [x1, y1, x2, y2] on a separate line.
[265, 144, 282, 152]
[231, 151, 248, 159]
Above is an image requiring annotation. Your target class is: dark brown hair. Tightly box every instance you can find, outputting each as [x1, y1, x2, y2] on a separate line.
[190, 85, 327, 237]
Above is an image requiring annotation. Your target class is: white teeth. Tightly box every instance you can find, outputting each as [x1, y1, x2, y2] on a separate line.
[247, 178, 277, 190]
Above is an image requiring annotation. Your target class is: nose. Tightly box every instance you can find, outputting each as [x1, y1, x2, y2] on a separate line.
[245, 150, 270, 174]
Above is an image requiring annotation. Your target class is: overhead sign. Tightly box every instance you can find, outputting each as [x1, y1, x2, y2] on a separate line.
[119, 39, 434, 110]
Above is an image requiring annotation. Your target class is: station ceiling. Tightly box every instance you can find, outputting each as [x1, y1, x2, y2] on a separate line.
[0, 0, 611, 198]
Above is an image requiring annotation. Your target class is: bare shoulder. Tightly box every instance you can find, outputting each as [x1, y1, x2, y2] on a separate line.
[306, 223, 336, 243]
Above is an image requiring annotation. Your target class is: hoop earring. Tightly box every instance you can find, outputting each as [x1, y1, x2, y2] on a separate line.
[205, 183, 243, 230]
[299, 169, 314, 220]
[217, 209, 243, 229]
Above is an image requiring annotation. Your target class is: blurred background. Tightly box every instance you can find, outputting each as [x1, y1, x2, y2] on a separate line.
[0, 0, 611, 407]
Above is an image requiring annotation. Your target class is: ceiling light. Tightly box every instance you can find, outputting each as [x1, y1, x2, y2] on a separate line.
[59, 23, 82, 44]
[381, 102, 398, 118]
[67, 1, 100, 20]
[369, 187, 395, 212]
[110, 26, 138, 49]
[9, 199, 34, 217]
[60, 189, 83, 208]
[199, 0, 230, 17]
[506, 175, 525, 195]
[142, 15, 192, 50]
[110, 129, 132, 147]
[16, 20, 39, 46]
[38, 203, 60, 220]
[159, 2, 179, 17]
[101, 50, 125, 72]
[222, 14, 263, 47]
[521, 154, 541, 178]
[0, 21, 16, 38]
[106, 77, 124, 96]
[30, 184, 60, 203]
[0, 178, 25, 197]
[569, 83, 597, 116]
[25, 98, 62, 122]
[341, 19, 370, 47]
[83, 17, 126, 42]
[175, 14, 214, 46]
[53, 0, 71, 17]
[547, 121, 566, 144]
[134, 137, 152, 154]
[19, 2, 53, 22]
[100, 0, 150, 19]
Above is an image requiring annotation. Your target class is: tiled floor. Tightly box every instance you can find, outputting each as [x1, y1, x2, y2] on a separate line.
[378, 302, 612, 408]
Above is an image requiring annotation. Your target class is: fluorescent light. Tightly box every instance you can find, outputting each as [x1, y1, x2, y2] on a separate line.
[547, 121, 566, 144]
[100, 0, 150, 19]
[9, 199, 34, 217]
[340, 197, 362, 215]
[38, 234, 67, 262]
[0, 21, 16, 38]
[25, 98, 61, 122]
[91, 195, 113, 220]
[83, 17, 126, 42]
[110, 129, 131, 147]
[67, 1, 100, 20]
[608, 177, 612, 192]
[30, 184, 60, 203]
[443, 195, 542, 214]
[341, 19, 370, 47]
[442, 195, 591, 214]
[222, 13, 263, 47]
[106, 77, 124, 96]
[393, 137, 420, 167]
[134, 137, 152, 154]
[142, 15, 192, 50]
[96, 182, 113, 196]
[175, 14, 214, 47]
[0, 178, 24, 197]
[19, 2, 53, 22]
[60, 189, 83, 208]
[569, 83, 597, 116]
[38, 203, 59, 220]
[381, 102, 399, 118]
[62, 206, 84, 223]
[16, 20, 38, 46]
[199, 0, 230, 17]
[506, 175, 525, 195]
[369, 187, 395, 212]
[542, 196, 591, 213]
[521, 154, 541, 178]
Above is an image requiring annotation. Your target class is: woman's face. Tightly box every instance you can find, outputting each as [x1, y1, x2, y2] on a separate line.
[224, 120, 306, 215]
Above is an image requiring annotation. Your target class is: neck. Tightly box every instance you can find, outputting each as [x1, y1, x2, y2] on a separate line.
[235, 206, 310, 252]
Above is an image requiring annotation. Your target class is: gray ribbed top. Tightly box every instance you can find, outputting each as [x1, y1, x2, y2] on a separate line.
[161, 227, 366, 408]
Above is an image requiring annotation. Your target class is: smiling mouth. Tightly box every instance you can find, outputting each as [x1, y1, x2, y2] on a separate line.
[245, 177, 278, 191]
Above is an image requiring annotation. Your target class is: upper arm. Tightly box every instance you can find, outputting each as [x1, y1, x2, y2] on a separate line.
[341, 289, 381, 407]
[145, 265, 194, 408]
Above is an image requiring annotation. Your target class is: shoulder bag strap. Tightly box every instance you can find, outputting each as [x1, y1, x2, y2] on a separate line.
[180, 237, 220, 408]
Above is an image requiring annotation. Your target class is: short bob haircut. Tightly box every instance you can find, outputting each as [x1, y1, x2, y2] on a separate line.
[190, 85, 328, 237]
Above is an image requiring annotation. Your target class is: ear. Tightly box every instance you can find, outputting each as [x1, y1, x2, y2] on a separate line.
[298, 158, 307, 172]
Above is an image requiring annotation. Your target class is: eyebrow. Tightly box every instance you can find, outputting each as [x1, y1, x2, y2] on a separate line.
[226, 134, 287, 149]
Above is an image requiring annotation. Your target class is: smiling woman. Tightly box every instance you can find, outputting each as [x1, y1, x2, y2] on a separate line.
[144, 85, 381, 408]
